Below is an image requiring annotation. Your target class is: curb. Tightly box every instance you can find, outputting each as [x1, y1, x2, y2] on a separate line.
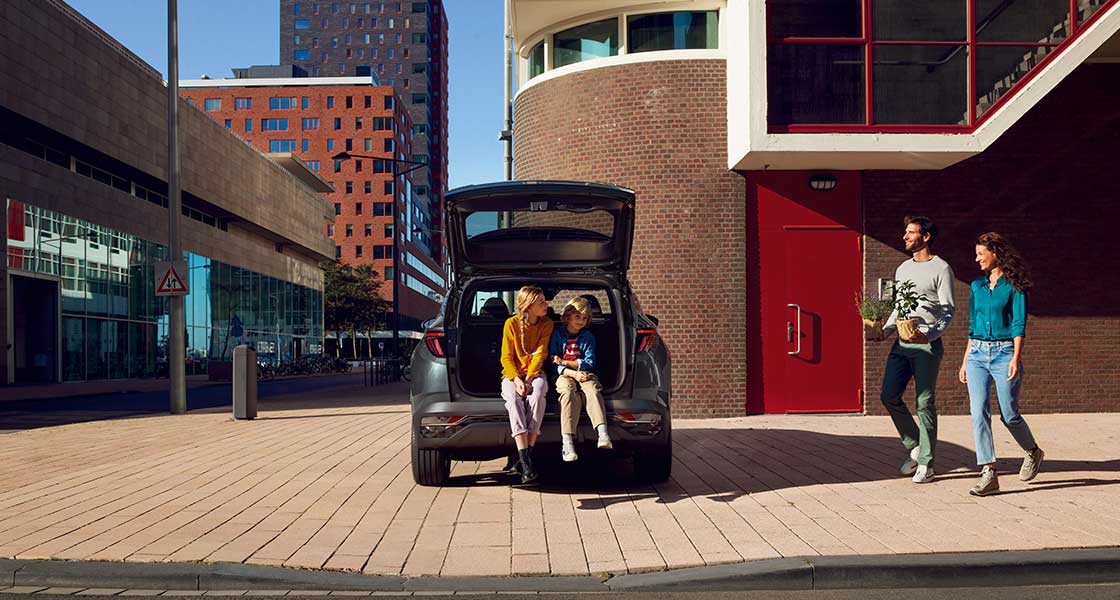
[607, 547, 1120, 590]
[2, 548, 1120, 593]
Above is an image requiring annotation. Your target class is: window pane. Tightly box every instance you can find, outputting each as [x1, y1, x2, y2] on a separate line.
[768, 0, 862, 38]
[627, 11, 718, 53]
[527, 41, 544, 78]
[874, 0, 967, 41]
[873, 45, 968, 125]
[977, 0, 1070, 43]
[975, 45, 1055, 117]
[553, 18, 618, 68]
[767, 44, 865, 125]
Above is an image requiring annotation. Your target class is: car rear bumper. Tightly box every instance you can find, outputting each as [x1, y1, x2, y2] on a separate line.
[412, 396, 669, 452]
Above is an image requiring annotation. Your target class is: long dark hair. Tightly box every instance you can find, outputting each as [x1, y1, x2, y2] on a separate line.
[977, 232, 1032, 292]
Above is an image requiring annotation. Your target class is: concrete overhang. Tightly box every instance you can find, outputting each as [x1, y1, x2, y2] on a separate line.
[266, 153, 334, 193]
[729, 1, 1120, 171]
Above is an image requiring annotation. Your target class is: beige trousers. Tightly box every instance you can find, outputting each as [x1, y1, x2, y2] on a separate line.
[556, 373, 606, 435]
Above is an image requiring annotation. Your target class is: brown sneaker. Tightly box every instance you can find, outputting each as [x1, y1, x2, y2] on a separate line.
[969, 466, 1000, 497]
[1020, 447, 1044, 482]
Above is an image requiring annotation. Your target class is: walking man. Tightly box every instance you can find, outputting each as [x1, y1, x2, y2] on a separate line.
[875, 216, 956, 483]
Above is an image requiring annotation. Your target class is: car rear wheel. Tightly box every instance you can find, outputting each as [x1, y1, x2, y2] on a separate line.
[634, 432, 672, 483]
[411, 431, 450, 486]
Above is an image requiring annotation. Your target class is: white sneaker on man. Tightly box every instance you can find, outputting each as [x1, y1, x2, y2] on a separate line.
[900, 446, 920, 475]
[597, 433, 613, 450]
[912, 464, 935, 484]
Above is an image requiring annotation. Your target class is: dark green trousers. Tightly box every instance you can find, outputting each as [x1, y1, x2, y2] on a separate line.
[880, 339, 943, 468]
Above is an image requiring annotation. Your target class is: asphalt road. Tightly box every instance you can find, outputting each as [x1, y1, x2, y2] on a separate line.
[0, 373, 373, 432]
[4, 584, 1120, 599]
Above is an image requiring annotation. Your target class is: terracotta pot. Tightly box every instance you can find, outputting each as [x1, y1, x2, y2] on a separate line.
[862, 319, 884, 340]
[896, 318, 921, 341]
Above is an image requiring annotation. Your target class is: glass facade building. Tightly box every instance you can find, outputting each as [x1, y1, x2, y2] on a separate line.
[6, 200, 324, 382]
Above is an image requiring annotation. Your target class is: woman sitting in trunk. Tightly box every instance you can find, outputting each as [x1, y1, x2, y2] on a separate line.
[550, 296, 613, 462]
[500, 285, 553, 485]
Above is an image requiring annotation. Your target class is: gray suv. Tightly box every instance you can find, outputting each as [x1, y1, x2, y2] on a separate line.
[409, 181, 672, 486]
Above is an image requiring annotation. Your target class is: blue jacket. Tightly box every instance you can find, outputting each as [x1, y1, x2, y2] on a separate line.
[548, 327, 597, 376]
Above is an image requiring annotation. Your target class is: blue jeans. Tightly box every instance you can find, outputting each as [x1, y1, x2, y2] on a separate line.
[965, 340, 1037, 466]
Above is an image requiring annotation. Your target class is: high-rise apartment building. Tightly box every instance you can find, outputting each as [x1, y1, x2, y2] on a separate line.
[180, 75, 447, 349]
[280, 1, 448, 265]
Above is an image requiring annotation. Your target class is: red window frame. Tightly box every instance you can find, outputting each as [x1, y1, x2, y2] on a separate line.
[767, 0, 1118, 133]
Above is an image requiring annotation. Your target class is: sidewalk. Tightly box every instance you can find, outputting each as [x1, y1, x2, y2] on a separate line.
[0, 379, 1117, 581]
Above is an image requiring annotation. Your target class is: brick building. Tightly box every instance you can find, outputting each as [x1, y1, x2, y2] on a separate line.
[180, 75, 447, 352]
[279, 1, 449, 266]
[509, 0, 1120, 417]
[1, 0, 333, 384]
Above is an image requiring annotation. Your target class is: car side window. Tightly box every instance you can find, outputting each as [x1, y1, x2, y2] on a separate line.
[468, 292, 512, 320]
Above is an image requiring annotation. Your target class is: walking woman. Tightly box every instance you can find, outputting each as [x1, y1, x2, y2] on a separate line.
[958, 232, 1044, 496]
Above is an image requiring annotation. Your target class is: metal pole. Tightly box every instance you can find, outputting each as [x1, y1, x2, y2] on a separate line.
[392, 172, 400, 380]
[503, 0, 514, 183]
[167, 0, 186, 414]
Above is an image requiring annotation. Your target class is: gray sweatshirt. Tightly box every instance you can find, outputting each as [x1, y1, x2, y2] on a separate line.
[883, 256, 956, 342]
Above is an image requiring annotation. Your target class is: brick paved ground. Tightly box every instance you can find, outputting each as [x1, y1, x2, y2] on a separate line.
[0, 381, 1116, 577]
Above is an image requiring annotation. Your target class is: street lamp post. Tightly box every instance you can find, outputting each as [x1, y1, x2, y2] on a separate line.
[331, 152, 426, 371]
[167, 0, 186, 414]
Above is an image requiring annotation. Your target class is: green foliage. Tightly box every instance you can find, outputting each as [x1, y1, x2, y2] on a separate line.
[323, 260, 390, 356]
[891, 280, 928, 320]
[855, 292, 891, 322]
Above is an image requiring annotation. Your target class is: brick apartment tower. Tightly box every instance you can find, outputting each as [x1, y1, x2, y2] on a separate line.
[280, 1, 448, 265]
[180, 80, 446, 345]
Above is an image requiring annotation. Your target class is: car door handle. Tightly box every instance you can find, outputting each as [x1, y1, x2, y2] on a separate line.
[787, 303, 801, 356]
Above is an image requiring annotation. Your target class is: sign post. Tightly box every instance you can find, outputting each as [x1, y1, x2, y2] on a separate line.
[166, 0, 186, 415]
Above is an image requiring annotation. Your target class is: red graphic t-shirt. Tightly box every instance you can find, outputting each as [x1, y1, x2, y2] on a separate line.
[563, 336, 582, 364]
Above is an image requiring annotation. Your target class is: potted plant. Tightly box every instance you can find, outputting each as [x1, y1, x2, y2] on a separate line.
[855, 291, 891, 340]
[891, 280, 928, 341]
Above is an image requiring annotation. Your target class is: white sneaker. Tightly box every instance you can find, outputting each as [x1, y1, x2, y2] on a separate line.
[597, 433, 613, 450]
[561, 442, 578, 462]
[900, 446, 920, 475]
[912, 465, 935, 484]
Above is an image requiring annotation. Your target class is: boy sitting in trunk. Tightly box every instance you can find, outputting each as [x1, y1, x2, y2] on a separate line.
[549, 296, 613, 462]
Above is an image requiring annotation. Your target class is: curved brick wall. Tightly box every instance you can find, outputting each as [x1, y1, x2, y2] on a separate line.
[513, 59, 746, 418]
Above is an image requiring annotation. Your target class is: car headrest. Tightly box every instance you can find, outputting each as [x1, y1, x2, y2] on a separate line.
[480, 297, 510, 319]
[578, 294, 604, 318]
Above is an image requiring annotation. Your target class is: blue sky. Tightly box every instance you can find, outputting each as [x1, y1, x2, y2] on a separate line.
[66, 0, 507, 189]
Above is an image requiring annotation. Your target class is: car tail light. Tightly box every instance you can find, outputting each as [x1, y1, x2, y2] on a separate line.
[636, 329, 658, 353]
[424, 331, 446, 357]
[616, 412, 662, 424]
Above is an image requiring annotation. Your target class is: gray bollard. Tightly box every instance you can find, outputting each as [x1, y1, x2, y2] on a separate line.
[232, 344, 258, 420]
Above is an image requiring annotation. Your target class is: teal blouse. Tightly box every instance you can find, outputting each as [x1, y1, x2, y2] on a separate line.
[968, 276, 1027, 341]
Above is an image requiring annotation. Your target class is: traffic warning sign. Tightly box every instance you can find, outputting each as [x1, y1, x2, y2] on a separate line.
[155, 261, 189, 297]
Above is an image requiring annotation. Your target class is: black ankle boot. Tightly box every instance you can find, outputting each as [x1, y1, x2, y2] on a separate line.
[518, 448, 538, 484]
[502, 452, 521, 475]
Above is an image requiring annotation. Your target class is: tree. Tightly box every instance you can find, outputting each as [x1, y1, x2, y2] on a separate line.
[352, 264, 390, 358]
[323, 260, 389, 359]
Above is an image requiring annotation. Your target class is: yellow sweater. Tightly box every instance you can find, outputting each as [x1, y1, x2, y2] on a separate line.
[500, 315, 554, 380]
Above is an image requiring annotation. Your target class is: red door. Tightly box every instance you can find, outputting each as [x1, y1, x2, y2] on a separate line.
[748, 172, 863, 414]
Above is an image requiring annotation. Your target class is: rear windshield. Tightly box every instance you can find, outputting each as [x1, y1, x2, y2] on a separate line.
[466, 287, 613, 321]
[465, 209, 615, 239]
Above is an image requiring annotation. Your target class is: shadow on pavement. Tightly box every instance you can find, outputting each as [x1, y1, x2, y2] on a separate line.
[482, 428, 1120, 507]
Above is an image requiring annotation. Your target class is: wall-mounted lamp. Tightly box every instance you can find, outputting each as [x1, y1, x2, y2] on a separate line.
[808, 173, 838, 191]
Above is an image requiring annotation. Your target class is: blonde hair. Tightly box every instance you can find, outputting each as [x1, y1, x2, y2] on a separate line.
[561, 296, 592, 324]
[514, 285, 545, 353]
